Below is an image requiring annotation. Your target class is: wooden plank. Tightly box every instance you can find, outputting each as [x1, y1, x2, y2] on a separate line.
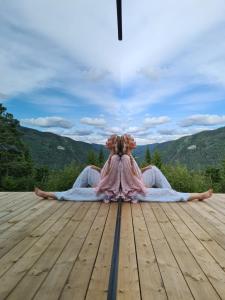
[117, 203, 141, 300]
[0, 192, 21, 203]
[210, 195, 225, 208]
[0, 193, 34, 211]
[0, 194, 40, 220]
[0, 200, 55, 239]
[191, 202, 225, 225]
[58, 203, 110, 300]
[141, 203, 193, 300]
[0, 192, 10, 199]
[0, 201, 80, 299]
[0, 200, 40, 233]
[32, 202, 103, 300]
[132, 203, 167, 300]
[85, 203, 118, 300]
[6, 202, 88, 300]
[153, 203, 220, 300]
[180, 202, 225, 251]
[205, 198, 225, 215]
[189, 201, 225, 231]
[0, 201, 71, 277]
[169, 203, 225, 271]
[0, 200, 61, 258]
[164, 205, 225, 299]
[0, 199, 45, 233]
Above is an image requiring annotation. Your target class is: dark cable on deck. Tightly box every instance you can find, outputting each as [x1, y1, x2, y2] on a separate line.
[107, 196, 122, 300]
[116, 0, 122, 40]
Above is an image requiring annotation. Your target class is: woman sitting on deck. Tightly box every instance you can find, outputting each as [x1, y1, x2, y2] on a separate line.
[35, 135, 121, 203]
[35, 135, 213, 203]
[118, 134, 213, 203]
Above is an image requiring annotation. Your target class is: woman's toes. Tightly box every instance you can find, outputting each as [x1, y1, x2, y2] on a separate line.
[199, 190, 212, 201]
[131, 199, 138, 204]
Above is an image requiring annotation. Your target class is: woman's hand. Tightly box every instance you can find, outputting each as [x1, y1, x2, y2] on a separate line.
[141, 165, 153, 173]
[90, 165, 101, 172]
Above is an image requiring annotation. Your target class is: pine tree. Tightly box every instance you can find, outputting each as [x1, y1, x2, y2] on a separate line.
[98, 147, 105, 167]
[0, 104, 34, 190]
[145, 146, 151, 164]
[86, 150, 98, 165]
[152, 150, 162, 169]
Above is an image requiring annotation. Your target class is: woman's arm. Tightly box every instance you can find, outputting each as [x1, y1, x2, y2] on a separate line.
[141, 165, 153, 173]
[90, 165, 101, 172]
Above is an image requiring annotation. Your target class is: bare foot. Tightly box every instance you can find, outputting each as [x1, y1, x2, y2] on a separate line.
[34, 187, 48, 199]
[198, 189, 213, 201]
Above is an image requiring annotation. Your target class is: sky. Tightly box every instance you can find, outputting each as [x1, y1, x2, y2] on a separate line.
[1, 0, 225, 145]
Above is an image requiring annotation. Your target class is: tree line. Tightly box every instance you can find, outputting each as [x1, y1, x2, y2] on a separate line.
[1, 103, 225, 193]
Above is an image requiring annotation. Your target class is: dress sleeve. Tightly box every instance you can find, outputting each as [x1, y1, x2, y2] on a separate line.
[95, 154, 120, 197]
[120, 155, 147, 197]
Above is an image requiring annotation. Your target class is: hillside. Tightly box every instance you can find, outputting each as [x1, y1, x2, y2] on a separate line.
[134, 126, 225, 169]
[19, 125, 225, 170]
[19, 126, 107, 169]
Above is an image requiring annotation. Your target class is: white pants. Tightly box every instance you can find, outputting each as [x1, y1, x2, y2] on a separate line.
[72, 166, 101, 188]
[54, 166, 103, 201]
[135, 188, 190, 202]
[142, 166, 172, 189]
[54, 166, 189, 202]
[73, 165, 172, 189]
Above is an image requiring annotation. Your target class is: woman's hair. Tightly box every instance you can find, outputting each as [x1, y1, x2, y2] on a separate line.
[121, 134, 137, 176]
[105, 135, 120, 175]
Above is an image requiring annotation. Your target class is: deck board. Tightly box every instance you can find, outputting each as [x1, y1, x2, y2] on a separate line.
[0, 193, 225, 299]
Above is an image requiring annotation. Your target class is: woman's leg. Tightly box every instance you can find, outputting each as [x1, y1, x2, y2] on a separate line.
[187, 189, 213, 201]
[135, 188, 213, 202]
[35, 187, 57, 199]
[142, 166, 172, 189]
[54, 187, 105, 201]
[72, 166, 101, 188]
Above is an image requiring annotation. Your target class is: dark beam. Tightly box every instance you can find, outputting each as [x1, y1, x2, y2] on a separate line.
[116, 0, 122, 40]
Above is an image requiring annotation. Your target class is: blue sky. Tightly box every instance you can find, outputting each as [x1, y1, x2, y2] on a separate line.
[1, 0, 225, 144]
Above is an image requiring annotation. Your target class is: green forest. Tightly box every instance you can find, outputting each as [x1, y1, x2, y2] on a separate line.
[1, 103, 225, 193]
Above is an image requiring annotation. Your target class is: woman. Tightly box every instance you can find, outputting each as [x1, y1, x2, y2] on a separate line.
[120, 134, 213, 203]
[121, 134, 172, 188]
[35, 135, 121, 203]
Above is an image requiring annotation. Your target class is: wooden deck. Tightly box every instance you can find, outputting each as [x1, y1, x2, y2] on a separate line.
[0, 193, 225, 300]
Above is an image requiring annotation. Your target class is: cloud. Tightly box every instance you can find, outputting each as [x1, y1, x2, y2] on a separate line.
[21, 117, 73, 128]
[0, 93, 9, 99]
[80, 117, 106, 127]
[62, 129, 93, 136]
[143, 116, 171, 127]
[180, 114, 225, 127]
[1, 1, 225, 145]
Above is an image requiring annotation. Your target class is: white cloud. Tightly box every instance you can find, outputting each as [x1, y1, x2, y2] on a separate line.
[21, 116, 73, 128]
[0, 93, 9, 100]
[62, 129, 93, 136]
[180, 114, 225, 127]
[80, 117, 106, 127]
[1, 1, 225, 112]
[1, 1, 225, 145]
[143, 116, 171, 127]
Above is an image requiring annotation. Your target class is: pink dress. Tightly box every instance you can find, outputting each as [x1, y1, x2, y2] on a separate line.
[95, 154, 121, 198]
[120, 154, 147, 198]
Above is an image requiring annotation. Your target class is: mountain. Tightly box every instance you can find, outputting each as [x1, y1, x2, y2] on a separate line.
[19, 125, 225, 170]
[133, 126, 225, 170]
[19, 126, 108, 169]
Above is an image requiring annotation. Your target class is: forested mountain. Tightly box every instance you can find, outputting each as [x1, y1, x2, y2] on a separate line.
[19, 124, 225, 170]
[0, 104, 34, 190]
[133, 126, 225, 170]
[19, 126, 108, 169]
[2, 102, 225, 192]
